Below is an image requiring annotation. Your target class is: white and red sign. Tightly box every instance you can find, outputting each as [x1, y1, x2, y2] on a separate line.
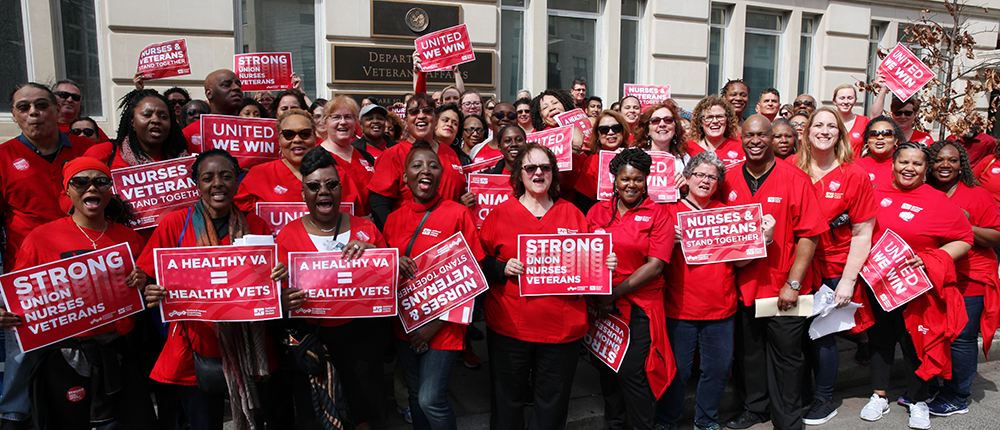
[647, 151, 677, 203]
[0, 244, 144, 352]
[596, 150, 619, 201]
[234, 52, 294, 92]
[861, 229, 934, 312]
[289, 249, 398, 318]
[398, 232, 489, 333]
[136, 39, 191, 80]
[255, 202, 355, 236]
[526, 125, 573, 171]
[555, 108, 594, 142]
[414, 24, 476, 72]
[154, 245, 282, 322]
[200, 115, 280, 169]
[518, 233, 612, 296]
[112, 157, 199, 230]
[468, 174, 513, 228]
[461, 156, 502, 175]
[623, 84, 671, 109]
[390, 106, 407, 119]
[878, 43, 936, 102]
[677, 203, 767, 264]
[583, 309, 630, 372]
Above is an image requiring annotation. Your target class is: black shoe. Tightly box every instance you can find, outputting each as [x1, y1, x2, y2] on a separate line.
[726, 411, 766, 429]
[468, 324, 484, 341]
[802, 398, 838, 425]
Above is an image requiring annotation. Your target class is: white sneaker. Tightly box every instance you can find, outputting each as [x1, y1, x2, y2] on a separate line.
[860, 394, 890, 421]
[909, 401, 931, 429]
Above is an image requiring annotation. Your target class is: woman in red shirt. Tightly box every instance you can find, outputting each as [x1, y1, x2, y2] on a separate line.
[832, 85, 870, 158]
[772, 118, 798, 160]
[276, 147, 387, 430]
[795, 107, 878, 425]
[586, 148, 674, 430]
[633, 100, 691, 197]
[925, 140, 1000, 417]
[870, 76, 934, 146]
[0, 157, 156, 429]
[140, 150, 288, 430]
[620, 96, 643, 136]
[479, 143, 616, 430]
[973, 141, 1000, 205]
[686, 95, 744, 170]
[856, 115, 903, 188]
[320, 96, 377, 198]
[384, 140, 485, 430]
[85, 89, 190, 170]
[574, 110, 631, 211]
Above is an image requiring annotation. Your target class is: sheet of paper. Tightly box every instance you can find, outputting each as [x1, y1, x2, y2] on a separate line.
[755, 295, 814, 318]
[808, 285, 862, 339]
[234, 235, 275, 246]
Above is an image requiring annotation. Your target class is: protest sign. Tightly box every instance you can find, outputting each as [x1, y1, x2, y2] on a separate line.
[461, 156, 502, 175]
[0, 244, 143, 352]
[878, 43, 936, 102]
[596, 150, 618, 201]
[155, 245, 281, 322]
[390, 106, 407, 119]
[289, 249, 398, 318]
[398, 233, 489, 333]
[234, 52, 294, 92]
[555, 108, 594, 141]
[415, 24, 475, 71]
[861, 229, 934, 312]
[468, 174, 513, 228]
[518, 233, 612, 296]
[676, 203, 767, 264]
[647, 151, 677, 203]
[112, 157, 198, 230]
[255, 202, 357, 236]
[200, 115, 280, 169]
[623, 84, 671, 109]
[583, 309, 630, 372]
[526, 126, 573, 171]
[136, 39, 191, 80]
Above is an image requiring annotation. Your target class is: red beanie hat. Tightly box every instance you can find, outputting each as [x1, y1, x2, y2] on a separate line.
[62, 157, 112, 189]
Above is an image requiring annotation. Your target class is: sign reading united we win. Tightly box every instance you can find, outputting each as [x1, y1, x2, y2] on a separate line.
[415, 24, 475, 72]
[878, 43, 936, 102]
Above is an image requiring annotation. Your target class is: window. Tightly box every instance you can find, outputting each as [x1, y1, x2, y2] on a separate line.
[1, 1, 29, 112]
[57, 0, 103, 117]
[547, 1, 600, 92]
[238, 0, 317, 96]
[865, 23, 886, 112]
[500, 0, 527, 103]
[743, 10, 782, 97]
[619, 0, 641, 93]
[708, 6, 727, 95]
[798, 16, 816, 96]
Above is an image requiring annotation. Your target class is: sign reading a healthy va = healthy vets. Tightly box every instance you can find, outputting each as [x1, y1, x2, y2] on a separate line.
[518, 233, 612, 296]
[136, 39, 191, 80]
[200, 115, 281, 169]
[112, 156, 198, 230]
[234, 52, 294, 92]
[555, 108, 594, 141]
[414, 24, 476, 72]
[397, 232, 489, 333]
[860, 229, 934, 312]
[878, 43, 936, 102]
[676, 203, 767, 264]
[526, 125, 573, 171]
[155, 245, 282, 322]
[0, 243, 144, 352]
[288, 249, 398, 318]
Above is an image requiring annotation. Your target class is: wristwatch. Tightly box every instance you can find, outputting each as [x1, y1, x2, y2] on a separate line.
[785, 279, 801, 291]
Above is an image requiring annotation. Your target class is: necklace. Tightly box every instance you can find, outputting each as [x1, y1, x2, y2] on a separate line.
[74, 220, 108, 250]
[682, 197, 702, 210]
[307, 213, 343, 235]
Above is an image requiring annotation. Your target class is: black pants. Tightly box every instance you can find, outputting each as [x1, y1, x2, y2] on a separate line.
[598, 305, 656, 430]
[318, 317, 391, 424]
[865, 288, 928, 401]
[733, 302, 806, 430]
[487, 329, 580, 430]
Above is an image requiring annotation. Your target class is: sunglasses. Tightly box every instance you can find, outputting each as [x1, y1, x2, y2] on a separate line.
[516, 109, 530, 115]
[522, 164, 553, 174]
[494, 112, 517, 121]
[54, 91, 82, 102]
[304, 180, 341, 192]
[13, 100, 53, 113]
[68, 176, 113, 191]
[869, 129, 895, 137]
[280, 128, 314, 140]
[69, 128, 96, 137]
[464, 127, 485, 135]
[407, 106, 435, 116]
[597, 124, 624, 135]
[893, 110, 916, 117]
[649, 116, 674, 125]
[793, 100, 815, 107]
[186, 109, 209, 116]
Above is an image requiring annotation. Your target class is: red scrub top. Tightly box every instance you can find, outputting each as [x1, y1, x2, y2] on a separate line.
[84, 141, 166, 170]
[857, 156, 894, 189]
[60, 122, 109, 143]
[847, 115, 870, 159]
[367, 140, 468, 208]
[871, 183, 973, 252]
[809, 163, 878, 279]
[687, 137, 745, 171]
[479, 198, 592, 343]
[908, 130, 935, 146]
[946, 183, 1000, 296]
[276, 215, 387, 325]
[574, 153, 607, 200]
[233, 159, 367, 215]
[182, 120, 203, 154]
[384, 195, 484, 350]
[663, 200, 738, 320]
[974, 155, 1000, 205]
[947, 133, 997, 166]
[722, 160, 828, 304]
[329, 146, 375, 207]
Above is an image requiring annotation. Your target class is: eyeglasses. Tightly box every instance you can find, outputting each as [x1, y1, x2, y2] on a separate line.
[327, 114, 355, 122]
[703, 115, 726, 124]
[597, 124, 624, 135]
[893, 110, 916, 117]
[516, 109, 530, 115]
[69, 128, 96, 137]
[494, 112, 517, 121]
[522, 164, 553, 174]
[54, 91, 81, 102]
[690, 172, 719, 182]
[461, 101, 482, 108]
[869, 129, 895, 137]
[304, 180, 341, 192]
[649, 116, 674, 125]
[793, 100, 815, 107]
[407, 106, 435, 116]
[280, 128, 314, 140]
[186, 109, 209, 116]
[13, 100, 53, 113]
[791, 122, 807, 128]
[464, 127, 485, 135]
[68, 176, 113, 191]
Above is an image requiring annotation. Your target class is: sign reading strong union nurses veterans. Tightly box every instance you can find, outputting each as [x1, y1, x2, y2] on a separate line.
[200, 115, 281, 169]
[861, 229, 934, 312]
[136, 39, 191, 80]
[289, 250, 398, 318]
[518, 233, 612, 296]
[0, 244, 144, 352]
[112, 156, 199, 230]
[234, 53, 294, 92]
[676, 203, 767, 264]
[583, 308, 630, 372]
[878, 43, 936, 102]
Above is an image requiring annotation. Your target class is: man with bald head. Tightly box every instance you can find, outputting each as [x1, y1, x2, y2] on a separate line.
[792, 94, 817, 117]
[722, 115, 826, 430]
[182, 69, 244, 152]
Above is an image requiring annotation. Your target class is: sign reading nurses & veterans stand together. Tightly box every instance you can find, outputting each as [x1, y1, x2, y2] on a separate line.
[517, 233, 612, 296]
[398, 232, 489, 333]
[676, 203, 767, 264]
[526, 126, 573, 171]
[623, 84, 671, 109]
[584, 308, 631, 372]
[467, 174, 513, 228]
[200, 115, 281, 169]
[288, 250, 398, 318]
[255, 202, 356, 236]
[878, 43, 936, 102]
[555, 108, 594, 141]
[234, 52, 294, 92]
[112, 156, 199, 230]
[414, 24, 476, 72]
[0, 244, 144, 352]
[155, 245, 282, 322]
[136, 39, 191, 81]
[861, 229, 934, 312]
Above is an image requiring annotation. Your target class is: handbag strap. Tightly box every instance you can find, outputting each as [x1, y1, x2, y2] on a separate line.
[404, 201, 438, 258]
[178, 207, 192, 247]
[978, 156, 997, 181]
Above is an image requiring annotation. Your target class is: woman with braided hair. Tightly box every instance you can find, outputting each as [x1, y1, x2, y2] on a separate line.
[585, 147, 674, 430]
[84, 89, 190, 169]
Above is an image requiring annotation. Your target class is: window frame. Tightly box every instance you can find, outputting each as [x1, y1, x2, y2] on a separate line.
[798, 14, 817, 96]
[233, 0, 325, 98]
[547, 0, 604, 96]
[742, 8, 785, 96]
[618, 0, 643, 93]
[707, 5, 729, 96]
[51, 0, 108, 121]
[0, 0, 34, 120]
[500, 0, 529, 103]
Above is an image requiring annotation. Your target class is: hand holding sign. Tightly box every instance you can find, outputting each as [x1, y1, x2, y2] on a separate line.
[200, 115, 281, 169]
[137, 39, 191, 80]
[414, 24, 476, 72]
[235, 53, 294, 92]
[517, 233, 613, 296]
[676, 204, 767, 264]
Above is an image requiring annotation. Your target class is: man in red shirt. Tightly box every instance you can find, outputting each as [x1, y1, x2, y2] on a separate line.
[182, 69, 244, 153]
[52, 79, 110, 142]
[722, 115, 826, 430]
[946, 124, 997, 166]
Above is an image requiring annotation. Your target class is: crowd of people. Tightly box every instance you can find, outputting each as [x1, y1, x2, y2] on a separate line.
[0, 50, 997, 430]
